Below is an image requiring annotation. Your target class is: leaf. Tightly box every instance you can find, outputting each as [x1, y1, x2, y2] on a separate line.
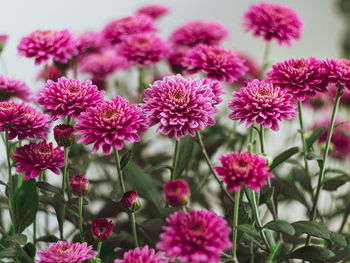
[269, 147, 299, 171]
[323, 175, 350, 191]
[273, 178, 309, 209]
[52, 193, 63, 233]
[265, 220, 295, 236]
[5, 234, 27, 245]
[0, 180, 7, 187]
[329, 232, 347, 247]
[306, 152, 323, 161]
[236, 224, 258, 236]
[273, 243, 293, 262]
[292, 221, 331, 239]
[290, 167, 312, 192]
[173, 136, 195, 179]
[289, 246, 335, 260]
[259, 186, 274, 205]
[306, 125, 326, 149]
[120, 150, 132, 170]
[36, 235, 59, 243]
[0, 247, 20, 258]
[35, 182, 61, 195]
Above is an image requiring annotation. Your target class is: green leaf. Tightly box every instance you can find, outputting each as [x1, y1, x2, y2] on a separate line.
[0, 180, 7, 187]
[5, 234, 27, 245]
[23, 242, 36, 259]
[173, 136, 195, 179]
[265, 220, 295, 236]
[330, 232, 347, 247]
[36, 235, 59, 243]
[259, 185, 274, 205]
[52, 193, 63, 233]
[236, 224, 258, 236]
[323, 175, 350, 191]
[290, 167, 312, 192]
[289, 246, 335, 260]
[36, 182, 61, 195]
[120, 150, 132, 170]
[306, 152, 323, 160]
[306, 125, 326, 149]
[292, 221, 331, 239]
[269, 147, 299, 171]
[273, 178, 309, 208]
[273, 243, 293, 262]
[0, 247, 20, 258]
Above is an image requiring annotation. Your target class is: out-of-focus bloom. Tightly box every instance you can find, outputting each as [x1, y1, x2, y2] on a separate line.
[167, 45, 189, 73]
[136, 4, 169, 20]
[236, 52, 262, 78]
[157, 210, 231, 263]
[114, 246, 166, 263]
[0, 34, 9, 53]
[54, 124, 75, 147]
[18, 29, 78, 65]
[36, 241, 97, 263]
[102, 15, 157, 45]
[214, 152, 274, 192]
[0, 100, 25, 129]
[243, 2, 303, 46]
[229, 79, 297, 131]
[303, 92, 330, 111]
[76, 31, 102, 54]
[143, 74, 217, 140]
[69, 174, 89, 196]
[117, 33, 169, 67]
[120, 190, 141, 213]
[267, 57, 328, 101]
[323, 58, 350, 91]
[328, 85, 350, 108]
[164, 179, 190, 207]
[12, 141, 64, 180]
[183, 44, 248, 83]
[169, 20, 228, 47]
[0, 75, 31, 101]
[37, 64, 63, 82]
[197, 77, 224, 105]
[91, 218, 114, 242]
[38, 77, 105, 121]
[75, 96, 148, 154]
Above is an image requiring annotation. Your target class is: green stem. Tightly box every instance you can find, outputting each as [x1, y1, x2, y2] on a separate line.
[114, 149, 126, 192]
[259, 125, 265, 153]
[78, 196, 84, 242]
[44, 64, 48, 82]
[261, 43, 271, 78]
[33, 172, 43, 246]
[130, 212, 139, 247]
[138, 67, 146, 95]
[16, 141, 23, 189]
[96, 241, 102, 259]
[60, 146, 69, 240]
[73, 57, 78, 79]
[232, 189, 241, 263]
[170, 140, 180, 181]
[195, 131, 235, 204]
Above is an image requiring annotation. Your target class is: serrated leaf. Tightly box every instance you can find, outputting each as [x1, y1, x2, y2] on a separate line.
[173, 136, 195, 179]
[270, 147, 299, 171]
[289, 245, 334, 260]
[323, 175, 350, 191]
[120, 150, 132, 170]
[5, 234, 27, 245]
[236, 224, 258, 236]
[306, 125, 326, 149]
[36, 182, 61, 195]
[292, 221, 331, 239]
[265, 220, 295, 236]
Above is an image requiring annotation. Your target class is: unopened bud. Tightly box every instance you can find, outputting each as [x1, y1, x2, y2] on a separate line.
[120, 190, 141, 213]
[91, 218, 114, 242]
[54, 124, 75, 147]
[164, 179, 190, 207]
[69, 174, 89, 196]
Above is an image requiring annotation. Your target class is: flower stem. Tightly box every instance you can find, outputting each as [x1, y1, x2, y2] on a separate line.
[96, 241, 102, 259]
[261, 43, 271, 77]
[170, 139, 180, 181]
[138, 67, 146, 94]
[232, 189, 241, 263]
[130, 212, 139, 247]
[259, 125, 265, 153]
[33, 172, 43, 246]
[73, 56, 78, 79]
[78, 196, 84, 242]
[60, 146, 69, 240]
[44, 64, 49, 82]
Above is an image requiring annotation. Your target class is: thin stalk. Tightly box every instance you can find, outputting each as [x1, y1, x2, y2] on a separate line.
[261, 43, 271, 77]
[232, 189, 241, 263]
[114, 149, 126, 192]
[33, 172, 43, 246]
[259, 125, 265, 153]
[170, 140, 180, 181]
[138, 67, 146, 94]
[60, 146, 69, 240]
[73, 57, 78, 79]
[249, 228, 255, 263]
[130, 212, 139, 247]
[78, 196, 84, 242]
[96, 241, 102, 259]
[17, 141, 23, 189]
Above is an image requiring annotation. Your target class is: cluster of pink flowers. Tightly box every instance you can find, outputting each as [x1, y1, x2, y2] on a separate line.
[0, 75, 31, 101]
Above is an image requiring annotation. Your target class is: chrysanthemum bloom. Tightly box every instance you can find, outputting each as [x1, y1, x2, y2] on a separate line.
[164, 179, 190, 207]
[267, 57, 328, 101]
[69, 174, 89, 196]
[303, 92, 330, 111]
[38, 77, 105, 121]
[0, 34, 9, 53]
[91, 218, 114, 242]
[328, 85, 350, 108]
[167, 45, 189, 73]
[36, 241, 97, 263]
[169, 21, 228, 47]
[214, 152, 274, 192]
[143, 74, 217, 140]
[323, 58, 350, 91]
[157, 210, 231, 263]
[0, 75, 31, 101]
[0, 101, 24, 129]
[18, 29, 78, 65]
[37, 64, 62, 82]
[236, 52, 262, 79]
[197, 77, 224, 105]
[75, 96, 148, 154]
[54, 124, 75, 147]
[136, 4, 169, 20]
[76, 31, 102, 54]
[11, 141, 64, 180]
[120, 190, 141, 213]
[243, 2, 303, 46]
[229, 79, 297, 131]
[102, 15, 157, 45]
[183, 44, 248, 83]
[115, 246, 166, 263]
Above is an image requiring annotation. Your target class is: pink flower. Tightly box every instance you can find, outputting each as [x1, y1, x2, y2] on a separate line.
[303, 92, 329, 111]
[69, 174, 89, 196]
[0, 101, 24, 129]
[36, 241, 97, 263]
[167, 45, 189, 73]
[38, 77, 105, 121]
[236, 52, 262, 79]
[243, 2, 303, 46]
[37, 64, 63, 82]
[0, 75, 31, 101]
[214, 152, 274, 192]
[169, 21, 228, 47]
[115, 245, 166, 263]
[120, 190, 141, 213]
[323, 58, 350, 91]
[164, 179, 190, 207]
[76, 31, 102, 54]
[157, 210, 231, 263]
[18, 29, 78, 65]
[91, 218, 114, 241]
[117, 33, 169, 67]
[11, 141, 64, 180]
[75, 96, 148, 154]
[142, 74, 217, 140]
[102, 15, 157, 45]
[329, 85, 350, 108]
[136, 4, 169, 19]
[183, 44, 248, 83]
[54, 124, 75, 147]
[267, 57, 328, 101]
[197, 77, 224, 105]
[229, 79, 297, 131]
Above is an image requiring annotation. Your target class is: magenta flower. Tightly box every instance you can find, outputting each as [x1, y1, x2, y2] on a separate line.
[183, 44, 248, 82]
[267, 57, 328, 101]
[229, 79, 297, 131]
[143, 74, 217, 140]
[0, 101, 24, 129]
[157, 210, 231, 263]
[303, 92, 329, 111]
[169, 20, 228, 47]
[120, 190, 141, 213]
[136, 4, 169, 19]
[164, 179, 190, 207]
[69, 174, 89, 196]
[36, 241, 97, 263]
[323, 58, 350, 91]
[115, 245, 166, 263]
[243, 2, 303, 46]
[0, 75, 31, 101]
[75, 96, 148, 154]
[117, 33, 169, 67]
[18, 29, 78, 65]
[11, 141, 64, 180]
[197, 77, 224, 105]
[54, 124, 75, 147]
[214, 152, 274, 192]
[102, 15, 157, 45]
[37, 64, 62, 82]
[236, 52, 262, 79]
[167, 45, 189, 73]
[38, 77, 105, 121]
[91, 218, 114, 241]
[76, 30, 102, 54]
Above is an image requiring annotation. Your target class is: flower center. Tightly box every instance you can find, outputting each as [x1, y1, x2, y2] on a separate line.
[98, 226, 106, 233]
[67, 84, 81, 94]
[37, 145, 51, 155]
[56, 244, 73, 255]
[291, 62, 305, 71]
[103, 109, 122, 121]
[170, 90, 186, 102]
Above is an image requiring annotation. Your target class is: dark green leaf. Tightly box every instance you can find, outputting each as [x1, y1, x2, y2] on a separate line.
[292, 221, 331, 239]
[120, 150, 132, 170]
[330, 232, 347, 247]
[0, 247, 20, 258]
[265, 220, 295, 236]
[67, 197, 89, 205]
[36, 235, 59, 243]
[306, 125, 326, 149]
[236, 224, 258, 236]
[36, 182, 61, 195]
[269, 147, 299, 171]
[290, 167, 312, 192]
[289, 245, 334, 260]
[23, 243, 36, 259]
[52, 193, 63, 232]
[0, 180, 7, 187]
[273, 178, 309, 209]
[273, 243, 293, 261]
[334, 121, 347, 130]
[323, 175, 350, 191]
[110, 189, 123, 202]
[259, 186, 274, 205]
[173, 136, 195, 179]
[5, 234, 27, 245]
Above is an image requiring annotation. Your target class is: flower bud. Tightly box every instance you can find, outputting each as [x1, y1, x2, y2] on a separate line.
[258, 153, 273, 167]
[91, 218, 114, 242]
[164, 179, 190, 207]
[120, 190, 141, 213]
[69, 174, 89, 196]
[54, 124, 75, 147]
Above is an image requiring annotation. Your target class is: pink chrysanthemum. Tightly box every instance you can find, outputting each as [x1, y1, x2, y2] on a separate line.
[236, 52, 262, 79]
[136, 4, 169, 19]
[214, 152, 274, 192]
[229, 79, 297, 131]
[0, 101, 24, 129]
[36, 241, 97, 263]
[164, 179, 190, 207]
[38, 77, 105, 121]
[243, 2, 303, 46]
[167, 45, 189, 73]
[117, 33, 169, 67]
[328, 85, 350, 108]
[197, 77, 224, 105]
[37, 64, 62, 82]
[143, 74, 217, 140]
[169, 21, 228, 47]
[120, 190, 141, 212]
[303, 92, 330, 111]
[18, 29, 78, 65]
[75, 96, 148, 154]
[267, 57, 328, 101]
[11, 141, 64, 180]
[76, 31, 102, 54]
[323, 58, 350, 91]
[0, 75, 31, 101]
[102, 15, 157, 45]
[115, 245, 166, 263]
[157, 210, 231, 263]
[91, 218, 114, 242]
[183, 44, 248, 83]
[69, 174, 89, 196]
